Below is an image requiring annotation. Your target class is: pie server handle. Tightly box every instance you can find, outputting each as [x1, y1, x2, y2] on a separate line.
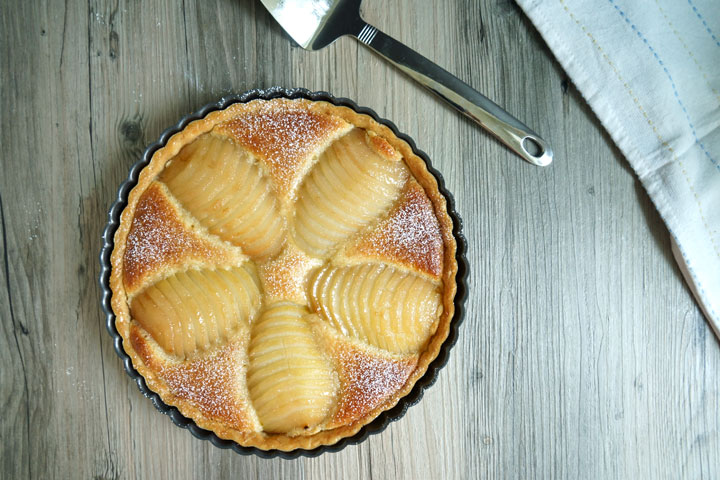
[355, 22, 553, 167]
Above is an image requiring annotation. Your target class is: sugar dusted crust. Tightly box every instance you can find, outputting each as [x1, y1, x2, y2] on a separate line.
[337, 177, 445, 280]
[257, 243, 321, 305]
[129, 324, 262, 435]
[123, 181, 247, 297]
[311, 319, 419, 430]
[215, 101, 352, 202]
[110, 98, 458, 452]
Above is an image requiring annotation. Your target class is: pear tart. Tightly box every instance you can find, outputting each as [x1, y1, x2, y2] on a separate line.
[110, 98, 458, 451]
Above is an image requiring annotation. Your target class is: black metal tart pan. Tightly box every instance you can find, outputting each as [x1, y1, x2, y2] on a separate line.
[99, 87, 468, 458]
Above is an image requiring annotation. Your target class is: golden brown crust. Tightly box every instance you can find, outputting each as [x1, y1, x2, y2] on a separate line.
[129, 323, 261, 433]
[110, 98, 458, 451]
[312, 320, 419, 430]
[338, 177, 445, 280]
[366, 132, 402, 162]
[215, 100, 352, 201]
[122, 182, 246, 296]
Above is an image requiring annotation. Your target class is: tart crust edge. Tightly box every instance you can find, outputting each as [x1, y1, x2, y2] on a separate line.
[109, 98, 459, 452]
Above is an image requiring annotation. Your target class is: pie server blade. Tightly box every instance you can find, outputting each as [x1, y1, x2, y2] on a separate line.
[259, 0, 553, 166]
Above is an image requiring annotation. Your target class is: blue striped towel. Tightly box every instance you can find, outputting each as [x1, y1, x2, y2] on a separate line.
[517, 0, 720, 334]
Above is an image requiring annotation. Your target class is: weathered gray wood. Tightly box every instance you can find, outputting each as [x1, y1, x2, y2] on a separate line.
[1, 0, 719, 478]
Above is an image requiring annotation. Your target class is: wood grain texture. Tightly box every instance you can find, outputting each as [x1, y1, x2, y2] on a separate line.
[1, 0, 719, 478]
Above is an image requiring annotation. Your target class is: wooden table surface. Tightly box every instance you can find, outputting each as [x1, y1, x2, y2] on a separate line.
[2, 0, 719, 478]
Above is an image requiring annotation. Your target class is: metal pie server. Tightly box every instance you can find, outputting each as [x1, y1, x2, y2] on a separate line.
[259, 0, 553, 166]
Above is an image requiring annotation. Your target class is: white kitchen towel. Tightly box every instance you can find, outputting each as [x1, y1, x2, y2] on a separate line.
[516, 0, 720, 334]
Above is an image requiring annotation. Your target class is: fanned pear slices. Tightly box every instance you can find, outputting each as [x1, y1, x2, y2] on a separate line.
[293, 129, 408, 257]
[247, 303, 337, 434]
[130, 264, 262, 358]
[110, 98, 457, 451]
[309, 263, 442, 354]
[161, 133, 285, 259]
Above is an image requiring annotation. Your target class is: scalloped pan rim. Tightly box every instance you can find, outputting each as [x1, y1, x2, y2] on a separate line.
[98, 87, 469, 459]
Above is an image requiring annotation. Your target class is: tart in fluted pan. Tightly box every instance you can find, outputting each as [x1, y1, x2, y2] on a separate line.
[110, 98, 458, 451]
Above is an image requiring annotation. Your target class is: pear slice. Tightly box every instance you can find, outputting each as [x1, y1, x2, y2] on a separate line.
[161, 133, 285, 259]
[130, 264, 261, 358]
[247, 302, 336, 434]
[309, 263, 441, 354]
[293, 129, 408, 257]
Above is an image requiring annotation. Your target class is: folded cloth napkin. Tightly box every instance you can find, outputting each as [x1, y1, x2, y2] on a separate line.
[517, 0, 720, 334]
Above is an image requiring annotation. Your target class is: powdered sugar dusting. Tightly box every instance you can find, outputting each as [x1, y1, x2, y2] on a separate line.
[332, 341, 417, 425]
[162, 341, 254, 429]
[217, 102, 343, 196]
[258, 244, 320, 304]
[121, 102, 450, 440]
[123, 183, 225, 293]
[352, 180, 444, 277]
